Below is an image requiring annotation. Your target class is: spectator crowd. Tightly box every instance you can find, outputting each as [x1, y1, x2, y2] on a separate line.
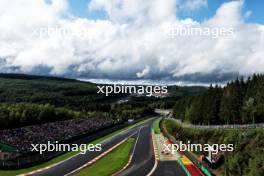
[0, 118, 118, 152]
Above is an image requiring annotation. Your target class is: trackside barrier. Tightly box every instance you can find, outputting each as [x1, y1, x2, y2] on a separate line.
[172, 118, 264, 129]
[201, 165, 212, 176]
[184, 152, 212, 176]
[160, 118, 214, 176]
[177, 159, 192, 176]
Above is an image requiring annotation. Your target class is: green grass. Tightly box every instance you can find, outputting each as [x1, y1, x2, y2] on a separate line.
[152, 118, 161, 134]
[76, 138, 135, 176]
[0, 118, 151, 176]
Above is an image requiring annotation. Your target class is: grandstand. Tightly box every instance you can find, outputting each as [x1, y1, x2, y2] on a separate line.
[0, 117, 118, 158]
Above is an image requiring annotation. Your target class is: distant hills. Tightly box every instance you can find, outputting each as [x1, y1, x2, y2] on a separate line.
[0, 73, 207, 109]
[0, 73, 207, 129]
[0, 73, 121, 110]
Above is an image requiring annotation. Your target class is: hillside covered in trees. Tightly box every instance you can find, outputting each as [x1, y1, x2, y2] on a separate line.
[0, 73, 124, 111]
[0, 74, 153, 129]
[0, 73, 205, 129]
[173, 74, 264, 125]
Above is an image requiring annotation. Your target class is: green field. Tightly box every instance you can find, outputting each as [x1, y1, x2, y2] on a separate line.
[0, 118, 151, 176]
[152, 118, 161, 134]
[76, 138, 135, 176]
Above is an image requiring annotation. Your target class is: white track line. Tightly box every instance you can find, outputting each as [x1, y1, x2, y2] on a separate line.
[131, 127, 143, 157]
[20, 119, 153, 176]
[111, 126, 144, 176]
[64, 132, 137, 176]
[147, 160, 158, 176]
[147, 126, 159, 176]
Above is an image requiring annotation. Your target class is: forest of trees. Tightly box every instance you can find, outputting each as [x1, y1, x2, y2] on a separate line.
[0, 74, 126, 111]
[162, 119, 264, 176]
[0, 102, 154, 130]
[173, 74, 264, 125]
[0, 74, 156, 129]
[0, 73, 207, 129]
[0, 74, 204, 111]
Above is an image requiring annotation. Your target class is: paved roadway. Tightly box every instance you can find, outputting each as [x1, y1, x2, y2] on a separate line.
[152, 161, 187, 176]
[117, 119, 187, 176]
[32, 117, 188, 176]
[118, 120, 155, 176]
[32, 118, 156, 176]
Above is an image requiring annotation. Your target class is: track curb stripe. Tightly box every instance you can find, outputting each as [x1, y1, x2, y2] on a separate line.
[151, 129, 159, 160]
[18, 119, 153, 176]
[64, 138, 128, 176]
[18, 163, 58, 176]
[111, 127, 143, 176]
[111, 154, 133, 176]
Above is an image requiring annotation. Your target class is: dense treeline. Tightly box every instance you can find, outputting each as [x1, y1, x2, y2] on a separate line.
[0, 74, 155, 129]
[125, 86, 206, 110]
[162, 119, 264, 176]
[0, 74, 125, 111]
[0, 74, 205, 111]
[0, 103, 98, 129]
[173, 74, 264, 124]
[111, 103, 154, 119]
[0, 102, 154, 129]
[0, 73, 205, 129]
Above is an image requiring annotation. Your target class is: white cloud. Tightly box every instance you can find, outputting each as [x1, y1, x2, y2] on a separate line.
[137, 65, 150, 78]
[208, 0, 243, 27]
[88, 0, 176, 24]
[0, 0, 263, 83]
[179, 0, 207, 11]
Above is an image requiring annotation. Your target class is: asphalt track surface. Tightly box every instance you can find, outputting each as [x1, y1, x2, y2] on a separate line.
[32, 118, 187, 176]
[32, 118, 155, 176]
[118, 120, 155, 176]
[118, 121, 187, 176]
[152, 161, 187, 176]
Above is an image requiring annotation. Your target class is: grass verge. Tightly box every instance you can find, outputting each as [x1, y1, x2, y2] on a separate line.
[152, 118, 161, 134]
[76, 138, 135, 176]
[0, 118, 151, 176]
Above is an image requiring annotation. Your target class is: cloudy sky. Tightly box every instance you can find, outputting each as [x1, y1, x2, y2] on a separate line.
[0, 0, 263, 85]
